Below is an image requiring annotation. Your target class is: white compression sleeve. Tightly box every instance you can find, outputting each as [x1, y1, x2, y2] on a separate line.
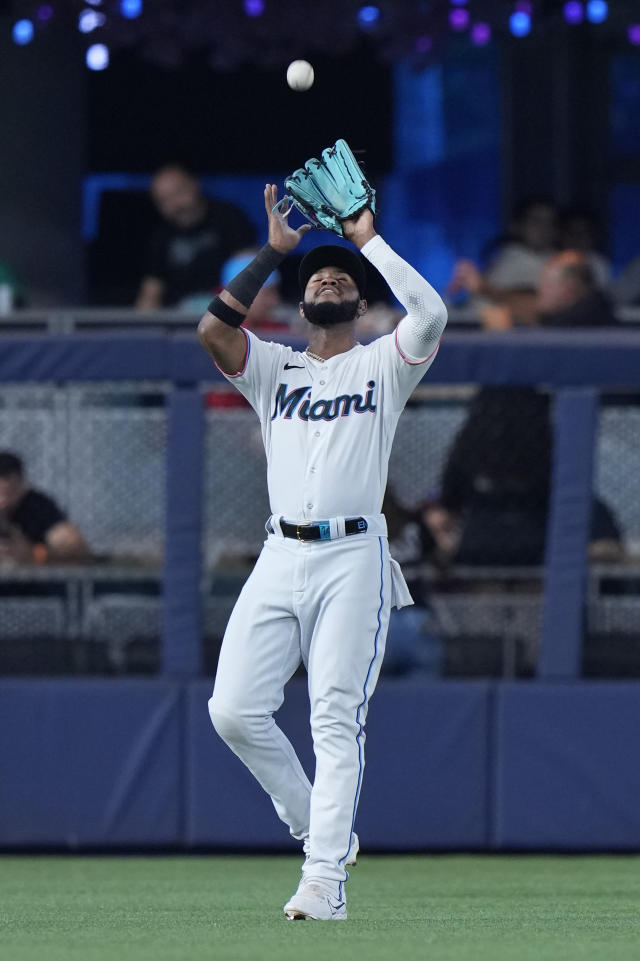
[361, 234, 448, 360]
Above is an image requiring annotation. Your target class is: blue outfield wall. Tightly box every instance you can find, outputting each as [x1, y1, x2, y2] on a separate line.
[494, 683, 640, 850]
[2, 678, 640, 850]
[0, 680, 183, 846]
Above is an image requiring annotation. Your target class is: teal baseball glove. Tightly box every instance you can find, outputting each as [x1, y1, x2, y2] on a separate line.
[277, 139, 376, 237]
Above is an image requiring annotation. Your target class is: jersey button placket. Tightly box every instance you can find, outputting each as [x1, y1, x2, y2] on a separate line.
[306, 421, 322, 516]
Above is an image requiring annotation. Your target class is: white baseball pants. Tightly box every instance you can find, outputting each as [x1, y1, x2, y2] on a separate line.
[209, 530, 392, 887]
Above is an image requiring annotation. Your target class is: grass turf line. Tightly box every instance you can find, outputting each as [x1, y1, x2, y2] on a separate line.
[0, 854, 639, 961]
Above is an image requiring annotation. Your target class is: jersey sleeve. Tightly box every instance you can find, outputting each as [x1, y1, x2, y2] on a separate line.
[361, 234, 447, 411]
[372, 329, 441, 412]
[220, 328, 287, 421]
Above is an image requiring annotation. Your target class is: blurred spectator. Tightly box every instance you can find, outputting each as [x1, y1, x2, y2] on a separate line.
[135, 165, 256, 310]
[424, 388, 624, 567]
[558, 207, 611, 290]
[481, 251, 617, 331]
[449, 199, 558, 323]
[435, 246, 622, 563]
[536, 251, 616, 327]
[381, 488, 443, 677]
[0, 452, 90, 564]
[613, 253, 640, 306]
[426, 388, 552, 566]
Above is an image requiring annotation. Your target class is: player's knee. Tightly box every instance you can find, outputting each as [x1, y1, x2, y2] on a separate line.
[208, 695, 249, 746]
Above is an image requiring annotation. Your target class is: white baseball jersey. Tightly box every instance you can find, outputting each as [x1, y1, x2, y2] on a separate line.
[222, 235, 444, 522]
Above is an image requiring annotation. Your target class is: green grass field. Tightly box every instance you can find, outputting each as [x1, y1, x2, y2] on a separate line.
[1, 855, 639, 961]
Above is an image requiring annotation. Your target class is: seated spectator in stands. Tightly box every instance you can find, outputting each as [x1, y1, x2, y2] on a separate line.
[481, 250, 618, 330]
[558, 207, 611, 290]
[536, 251, 616, 327]
[424, 389, 624, 566]
[135, 165, 257, 311]
[437, 250, 623, 564]
[449, 199, 558, 322]
[613, 252, 640, 306]
[426, 388, 552, 566]
[0, 452, 90, 564]
[381, 488, 443, 676]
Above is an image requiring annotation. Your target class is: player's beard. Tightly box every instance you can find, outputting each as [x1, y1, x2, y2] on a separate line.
[302, 297, 360, 328]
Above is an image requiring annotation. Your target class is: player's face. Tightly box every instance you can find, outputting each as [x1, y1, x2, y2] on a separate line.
[301, 267, 362, 327]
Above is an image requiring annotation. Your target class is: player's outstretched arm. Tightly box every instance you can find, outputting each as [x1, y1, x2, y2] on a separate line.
[345, 213, 448, 360]
[198, 185, 311, 376]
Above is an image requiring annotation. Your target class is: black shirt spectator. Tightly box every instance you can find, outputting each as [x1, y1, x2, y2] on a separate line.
[0, 452, 90, 564]
[145, 198, 257, 307]
[136, 166, 256, 310]
[7, 489, 66, 545]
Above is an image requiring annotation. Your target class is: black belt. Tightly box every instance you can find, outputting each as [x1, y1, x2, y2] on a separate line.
[277, 517, 368, 541]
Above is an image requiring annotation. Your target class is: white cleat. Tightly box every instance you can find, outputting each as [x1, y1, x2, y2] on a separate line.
[283, 882, 347, 921]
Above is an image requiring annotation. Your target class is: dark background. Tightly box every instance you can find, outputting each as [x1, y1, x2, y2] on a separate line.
[87, 41, 393, 174]
[86, 40, 393, 304]
[0, 6, 639, 305]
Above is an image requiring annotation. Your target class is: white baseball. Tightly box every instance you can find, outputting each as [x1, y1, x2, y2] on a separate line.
[286, 60, 314, 92]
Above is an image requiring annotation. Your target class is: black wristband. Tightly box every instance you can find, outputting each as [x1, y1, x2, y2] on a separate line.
[207, 296, 245, 329]
[224, 243, 285, 309]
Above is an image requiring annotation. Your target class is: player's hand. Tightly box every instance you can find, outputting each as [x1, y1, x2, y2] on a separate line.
[341, 207, 376, 249]
[265, 184, 311, 254]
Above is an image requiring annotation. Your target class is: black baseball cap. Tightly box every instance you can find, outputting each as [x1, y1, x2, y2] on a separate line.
[299, 245, 367, 299]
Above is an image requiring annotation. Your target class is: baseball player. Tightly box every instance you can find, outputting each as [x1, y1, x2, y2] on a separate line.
[198, 182, 447, 921]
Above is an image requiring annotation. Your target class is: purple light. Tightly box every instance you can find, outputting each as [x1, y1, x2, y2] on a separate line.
[244, 0, 264, 16]
[515, 1, 533, 13]
[450, 0, 468, 5]
[36, 5, 54, 21]
[414, 34, 432, 53]
[629, 24, 640, 46]
[449, 8, 470, 30]
[563, 1, 584, 24]
[471, 22, 491, 46]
